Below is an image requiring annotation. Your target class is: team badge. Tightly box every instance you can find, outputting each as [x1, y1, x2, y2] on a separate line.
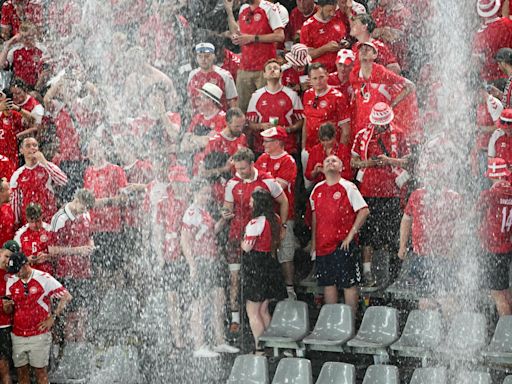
[502, 143, 507, 148]
[40, 234, 48, 242]
[29, 286, 38, 295]
[319, 100, 328, 109]
[254, 13, 262, 22]
[333, 191, 341, 200]
[3, 119, 9, 125]
[278, 99, 286, 107]
[274, 163, 281, 171]
[334, 25, 341, 32]
[209, 78, 218, 85]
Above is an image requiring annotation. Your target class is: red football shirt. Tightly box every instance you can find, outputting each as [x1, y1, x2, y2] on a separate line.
[352, 39, 398, 69]
[303, 87, 351, 151]
[0, 203, 14, 246]
[187, 66, 237, 111]
[52, 107, 82, 164]
[405, 188, 462, 256]
[182, 204, 218, 260]
[204, 131, 248, 157]
[478, 181, 512, 254]
[7, 269, 68, 337]
[0, 1, 43, 36]
[238, 1, 284, 71]
[255, 152, 297, 219]
[222, 49, 241, 81]
[0, 111, 22, 165]
[286, 6, 317, 41]
[14, 223, 54, 275]
[83, 162, 128, 233]
[0, 154, 15, 180]
[8, 45, 44, 87]
[310, 178, 368, 255]
[489, 130, 512, 166]
[0, 269, 12, 327]
[158, 192, 188, 262]
[305, 142, 353, 183]
[246, 86, 304, 153]
[300, 14, 347, 73]
[244, 215, 274, 253]
[187, 111, 226, 135]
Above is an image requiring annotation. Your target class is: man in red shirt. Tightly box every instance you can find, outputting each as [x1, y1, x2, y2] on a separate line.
[224, 0, 285, 112]
[0, 89, 23, 166]
[0, 0, 43, 40]
[488, 109, 512, 165]
[10, 137, 68, 225]
[492, 48, 512, 108]
[5, 252, 71, 384]
[310, 154, 369, 313]
[222, 147, 288, 333]
[255, 126, 298, 299]
[328, 48, 355, 97]
[247, 59, 304, 155]
[187, 42, 238, 112]
[0, 241, 16, 384]
[10, 80, 44, 131]
[352, 102, 410, 287]
[286, 0, 317, 43]
[478, 157, 512, 316]
[300, 0, 347, 73]
[0, 177, 14, 248]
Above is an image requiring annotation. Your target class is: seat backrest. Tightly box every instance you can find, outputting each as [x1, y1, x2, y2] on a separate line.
[313, 304, 354, 336]
[453, 371, 491, 384]
[268, 300, 310, 333]
[228, 354, 269, 384]
[401, 310, 442, 348]
[489, 315, 512, 350]
[358, 306, 399, 343]
[316, 362, 355, 384]
[503, 375, 512, 384]
[272, 358, 313, 384]
[362, 365, 399, 384]
[447, 312, 487, 350]
[409, 367, 447, 384]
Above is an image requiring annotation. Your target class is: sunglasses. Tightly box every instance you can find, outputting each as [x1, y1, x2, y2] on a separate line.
[312, 96, 319, 109]
[245, 11, 255, 24]
[23, 282, 29, 296]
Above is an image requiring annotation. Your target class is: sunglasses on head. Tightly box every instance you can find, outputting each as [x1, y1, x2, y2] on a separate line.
[23, 282, 28, 296]
[312, 96, 319, 109]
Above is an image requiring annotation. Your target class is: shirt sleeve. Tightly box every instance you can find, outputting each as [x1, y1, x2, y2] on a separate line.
[266, 3, 285, 31]
[263, 178, 284, 198]
[345, 182, 368, 212]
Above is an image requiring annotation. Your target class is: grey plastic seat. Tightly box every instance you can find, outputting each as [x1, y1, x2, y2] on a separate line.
[271, 358, 312, 384]
[88, 346, 143, 384]
[391, 310, 441, 359]
[316, 362, 355, 384]
[437, 312, 487, 358]
[452, 371, 491, 384]
[227, 354, 269, 384]
[504, 375, 512, 383]
[362, 365, 399, 384]
[409, 367, 447, 384]
[482, 315, 512, 364]
[49, 342, 94, 383]
[259, 300, 310, 356]
[93, 289, 138, 331]
[347, 306, 399, 352]
[303, 304, 354, 352]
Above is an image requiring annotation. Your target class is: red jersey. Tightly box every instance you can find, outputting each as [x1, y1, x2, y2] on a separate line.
[187, 111, 226, 135]
[50, 204, 93, 279]
[19, 95, 44, 125]
[478, 181, 512, 254]
[286, 6, 317, 41]
[10, 162, 68, 224]
[281, 66, 307, 90]
[246, 86, 304, 154]
[0, 203, 14, 247]
[52, 107, 82, 164]
[158, 192, 188, 262]
[305, 142, 352, 183]
[0, 1, 43, 36]
[14, 223, 53, 275]
[244, 215, 274, 253]
[83, 163, 128, 233]
[8, 44, 45, 87]
[225, 168, 284, 241]
[303, 87, 351, 151]
[187, 66, 237, 111]
[349, 63, 407, 135]
[352, 39, 398, 69]
[182, 204, 218, 260]
[473, 17, 512, 81]
[0, 154, 15, 180]
[310, 178, 367, 255]
[255, 152, 297, 219]
[222, 49, 241, 81]
[124, 159, 153, 184]
[352, 125, 409, 197]
[488, 129, 512, 165]
[0, 111, 22, 164]
[405, 188, 462, 256]
[0, 269, 11, 327]
[327, 72, 354, 99]
[7, 269, 68, 337]
[238, 2, 284, 71]
[204, 131, 247, 158]
[300, 15, 347, 73]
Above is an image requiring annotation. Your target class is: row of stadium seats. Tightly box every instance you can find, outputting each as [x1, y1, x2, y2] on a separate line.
[228, 356, 512, 384]
[258, 300, 512, 366]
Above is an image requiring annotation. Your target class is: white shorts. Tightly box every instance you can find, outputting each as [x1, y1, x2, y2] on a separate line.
[11, 332, 51, 368]
[277, 220, 297, 263]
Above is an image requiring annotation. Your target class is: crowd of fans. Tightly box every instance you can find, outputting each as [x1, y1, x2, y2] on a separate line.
[0, 0, 508, 379]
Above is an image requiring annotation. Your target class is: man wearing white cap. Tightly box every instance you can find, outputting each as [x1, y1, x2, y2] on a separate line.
[488, 109, 512, 166]
[300, 0, 348, 73]
[187, 42, 238, 112]
[478, 157, 512, 316]
[328, 49, 355, 97]
[255, 126, 298, 299]
[351, 102, 410, 287]
[247, 59, 304, 156]
[472, 0, 512, 82]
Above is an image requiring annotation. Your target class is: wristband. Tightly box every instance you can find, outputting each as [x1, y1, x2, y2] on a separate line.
[282, 223, 288, 229]
[254, 35, 259, 43]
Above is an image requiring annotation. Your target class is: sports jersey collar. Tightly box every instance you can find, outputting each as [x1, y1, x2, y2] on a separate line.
[64, 203, 76, 221]
[264, 85, 284, 95]
[315, 86, 331, 98]
[220, 130, 238, 141]
[236, 167, 259, 183]
[269, 151, 287, 160]
[313, 14, 331, 24]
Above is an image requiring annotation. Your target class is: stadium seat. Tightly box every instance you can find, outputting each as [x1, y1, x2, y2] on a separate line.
[362, 365, 399, 384]
[452, 371, 491, 384]
[92, 289, 138, 332]
[49, 342, 94, 384]
[303, 304, 354, 352]
[227, 354, 269, 384]
[315, 362, 355, 384]
[390, 310, 441, 363]
[271, 358, 313, 384]
[504, 376, 512, 384]
[409, 367, 447, 384]
[347, 306, 399, 360]
[88, 345, 143, 384]
[482, 315, 512, 365]
[437, 312, 487, 360]
[259, 300, 310, 357]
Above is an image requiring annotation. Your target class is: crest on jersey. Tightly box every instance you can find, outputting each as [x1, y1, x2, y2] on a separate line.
[319, 28, 325, 34]
[319, 100, 328, 109]
[333, 191, 342, 200]
[29, 286, 38, 295]
[254, 13, 262, 22]
[334, 25, 341, 32]
[278, 99, 286, 107]
[274, 163, 281, 171]
[40, 234, 48, 242]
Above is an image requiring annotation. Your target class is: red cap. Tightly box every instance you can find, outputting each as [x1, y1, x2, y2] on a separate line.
[336, 49, 355, 65]
[261, 126, 288, 141]
[168, 165, 190, 183]
[498, 109, 512, 129]
[485, 157, 511, 179]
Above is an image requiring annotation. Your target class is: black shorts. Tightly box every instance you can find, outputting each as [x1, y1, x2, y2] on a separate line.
[359, 197, 401, 250]
[0, 327, 11, 359]
[316, 245, 361, 289]
[408, 253, 455, 295]
[484, 252, 512, 291]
